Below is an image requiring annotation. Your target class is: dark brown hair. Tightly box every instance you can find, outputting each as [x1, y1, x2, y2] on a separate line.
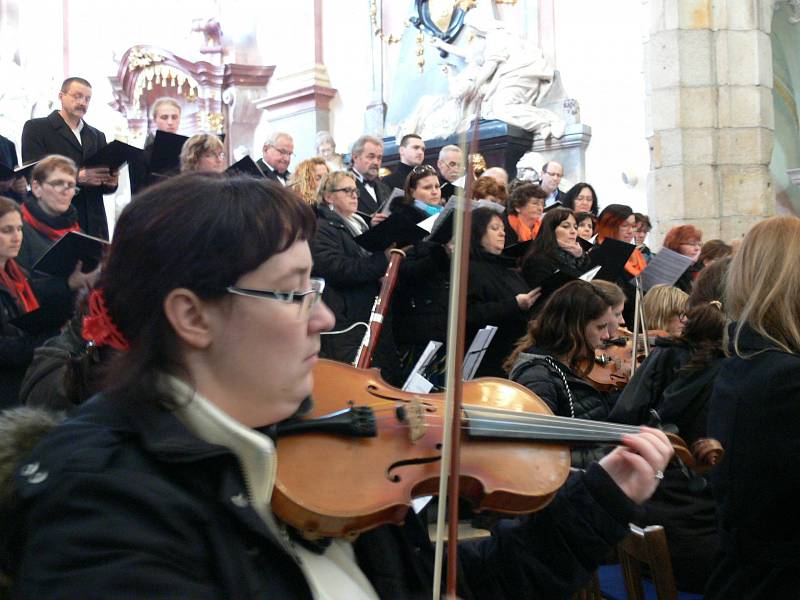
[505, 280, 615, 374]
[507, 184, 546, 215]
[0, 196, 22, 219]
[101, 173, 316, 406]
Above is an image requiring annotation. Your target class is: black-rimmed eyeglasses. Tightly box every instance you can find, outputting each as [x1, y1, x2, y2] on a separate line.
[226, 278, 325, 320]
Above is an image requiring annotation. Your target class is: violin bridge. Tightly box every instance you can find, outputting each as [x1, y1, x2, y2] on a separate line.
[406, 396, 426, 442]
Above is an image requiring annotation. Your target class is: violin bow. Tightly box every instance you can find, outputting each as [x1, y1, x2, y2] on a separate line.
[431, 102, 483, 599]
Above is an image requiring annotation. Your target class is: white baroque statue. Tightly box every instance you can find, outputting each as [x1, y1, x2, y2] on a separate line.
[398, 11, 566, 141]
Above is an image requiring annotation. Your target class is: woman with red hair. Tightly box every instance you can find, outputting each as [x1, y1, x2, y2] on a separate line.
[662, 224, 703, 292]
[595, 204, 647, 324]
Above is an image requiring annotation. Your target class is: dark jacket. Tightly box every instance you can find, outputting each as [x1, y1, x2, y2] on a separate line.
[255, 158, 289, 184]
[509, 350, 612, 468]
[352, 170, 391, 216]
[392, 241, 450, 348]
[521, 247, 593, 309]
[0, 394, 639, 599]
[381, 162, 414, 192]
[311, 205, 401, 383]
[466, 251, 531, 378]
[609, 338, 722, 592]
[0, 135, 24, 203]
[21, 111, 115, 239]
[0, 274, 71, 408]
[704, 324, 800, 600]
[521, 248, 592, 290]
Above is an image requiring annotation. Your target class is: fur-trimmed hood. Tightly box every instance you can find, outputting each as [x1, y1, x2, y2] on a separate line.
[0, 407, 65, 510]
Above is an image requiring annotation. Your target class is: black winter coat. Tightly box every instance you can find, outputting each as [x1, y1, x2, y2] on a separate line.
[704, 324, 800, 600]
[466, 251, 531, 378]
[509, 350, 612, 468]
[392, 241, 450, 347]
[1, 394, 639, 599]
[21, 111, 115, 239]
[0, 274, 71, 408]
[521, 248, 593, 308]
[311, 205, 401, 383]
[609, 338, 722, 592]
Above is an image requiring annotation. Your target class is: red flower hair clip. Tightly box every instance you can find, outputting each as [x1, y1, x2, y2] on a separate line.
[82, 288, 130, 351]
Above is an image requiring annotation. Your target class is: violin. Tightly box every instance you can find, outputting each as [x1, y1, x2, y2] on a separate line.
[584, 329, 672, 392]
[272, 359, 723, 540]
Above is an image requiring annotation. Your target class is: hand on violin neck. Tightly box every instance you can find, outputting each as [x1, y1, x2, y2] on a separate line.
[598, 427, 673, 505]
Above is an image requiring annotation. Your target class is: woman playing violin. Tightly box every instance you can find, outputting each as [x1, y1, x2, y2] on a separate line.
[507, 280, 619, 468]
[0, 175, 673, 599]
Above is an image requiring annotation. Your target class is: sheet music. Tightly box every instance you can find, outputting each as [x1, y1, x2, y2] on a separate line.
[579, 265, 602, 281]
[639, 247, 695, 291]
[379, 188, 405, 216]
[417, 213, 437, 233]
[463, 326, 498, 380]
[402, 340, 443, 392]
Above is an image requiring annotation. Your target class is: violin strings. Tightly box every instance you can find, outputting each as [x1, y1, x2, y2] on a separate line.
[369, 411, 640, 440]
[367, 415, 629, 443]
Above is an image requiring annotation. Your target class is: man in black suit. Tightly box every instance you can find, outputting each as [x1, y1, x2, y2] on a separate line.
[539, 160, 566, 208]
[350, 135, 390, 217]
[21, 77, 117, 239]
[381, 133, 425, 191]
[0, 134, 27, 202]
[256, 132, 293, 185]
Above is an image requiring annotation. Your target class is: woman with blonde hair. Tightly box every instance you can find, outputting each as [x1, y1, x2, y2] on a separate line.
[642, 284, 688, 338]
[288, 157, 329, 205]
[179, 134, 226, 173]
[705, 216, 800, 600]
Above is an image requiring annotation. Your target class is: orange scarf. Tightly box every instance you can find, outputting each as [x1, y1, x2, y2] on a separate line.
[625, 248, 647, 277]
[507, 214, 541, 242]
[0, 259, 39, 313]
[595, 235, 647, 277]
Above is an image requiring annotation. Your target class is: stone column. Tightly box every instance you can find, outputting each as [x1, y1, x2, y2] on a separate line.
[646, 0, 776, 244]
[254, 0, 337, 161]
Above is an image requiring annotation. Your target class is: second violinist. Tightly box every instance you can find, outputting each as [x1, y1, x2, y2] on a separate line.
[506, 280, 620, 468]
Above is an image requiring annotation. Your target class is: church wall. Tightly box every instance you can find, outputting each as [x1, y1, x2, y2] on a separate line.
[552, 0, 650, 214]
[769, 2, 800, 215]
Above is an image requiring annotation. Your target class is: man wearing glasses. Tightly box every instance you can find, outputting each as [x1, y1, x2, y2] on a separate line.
[539, 161, 565, 208]
[257, 132, 294, 185]
[21, 77, 117, 239]
[436, 145, 464, 201]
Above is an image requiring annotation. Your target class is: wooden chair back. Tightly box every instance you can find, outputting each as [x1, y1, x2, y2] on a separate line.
[617, 524, 678, 600]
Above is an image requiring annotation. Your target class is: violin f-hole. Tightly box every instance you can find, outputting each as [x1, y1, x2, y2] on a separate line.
[386, 455, 442, 482]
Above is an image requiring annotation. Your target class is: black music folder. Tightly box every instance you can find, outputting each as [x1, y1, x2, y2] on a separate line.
[83, 141, 142, 171]
[0, 161, 39, 181]
[355, 212, 428, 253]
[31, 231, 109, 278]
[502, 239, 532, 259]
[149, 131, 189, 174]
[227, 155, 264, 178]
[588, 237, 636, 281]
